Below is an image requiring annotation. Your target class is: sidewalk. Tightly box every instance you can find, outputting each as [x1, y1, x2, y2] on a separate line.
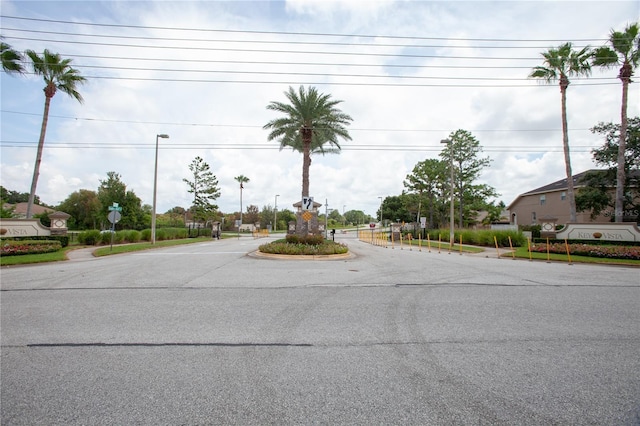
[66, 247, 97, 261]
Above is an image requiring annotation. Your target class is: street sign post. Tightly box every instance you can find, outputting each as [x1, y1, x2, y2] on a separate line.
[107, 204, 122, 250]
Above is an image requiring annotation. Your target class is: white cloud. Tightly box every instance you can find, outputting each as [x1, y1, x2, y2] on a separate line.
[1, 0, 638, 218]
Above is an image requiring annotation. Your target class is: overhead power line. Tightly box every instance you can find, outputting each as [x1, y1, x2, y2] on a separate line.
[0, 140, 599, 153]
[0, 15, 609, 43]
[0, 110, 595, 132]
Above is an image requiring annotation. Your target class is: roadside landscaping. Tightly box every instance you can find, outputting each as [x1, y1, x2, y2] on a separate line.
[259, 234, 348, 255]
[511, 245, 640, 265]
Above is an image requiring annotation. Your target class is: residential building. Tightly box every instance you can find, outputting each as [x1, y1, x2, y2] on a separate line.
[507, 170, 609, 225]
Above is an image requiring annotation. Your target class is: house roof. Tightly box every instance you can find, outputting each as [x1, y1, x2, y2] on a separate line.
[2, 202, 54, 217]
[506, 169, 602, 210]
[521, 169, 600, 196]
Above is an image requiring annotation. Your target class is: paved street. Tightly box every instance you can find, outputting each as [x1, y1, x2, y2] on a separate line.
[1, 233, 639, 425]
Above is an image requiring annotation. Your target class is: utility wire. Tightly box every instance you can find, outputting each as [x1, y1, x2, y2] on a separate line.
[0, 110, 598, 132]
[0, 15, 609, 43]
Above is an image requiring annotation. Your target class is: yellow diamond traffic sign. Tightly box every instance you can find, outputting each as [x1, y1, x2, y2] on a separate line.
[302, 211, 312, 222]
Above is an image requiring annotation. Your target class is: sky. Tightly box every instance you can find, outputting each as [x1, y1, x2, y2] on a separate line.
[1, 0, 639, 220]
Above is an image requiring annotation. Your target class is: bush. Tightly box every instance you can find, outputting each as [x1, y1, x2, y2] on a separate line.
[78, 230, 101, 245]
[1, 240, 61, 256]
[140, 229, 151, 241]
[125, 230, 141, 243]
[259, 239, 348, 255]
[424, 229, 525, 247]
[285, 234, 326, 245]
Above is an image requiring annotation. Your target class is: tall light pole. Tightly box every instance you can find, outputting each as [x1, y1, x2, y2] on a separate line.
[274, 194, 279, 231]
[152, 133, 169, 245]
[378, 196, 383, 226]
[441, 138, 454, 246]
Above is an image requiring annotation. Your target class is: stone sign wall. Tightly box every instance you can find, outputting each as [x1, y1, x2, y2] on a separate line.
[555, 223, 640, 242]
[0, 219, 52, 237]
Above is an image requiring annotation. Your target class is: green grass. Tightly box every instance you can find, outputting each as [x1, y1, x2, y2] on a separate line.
[0, 237, 212, 266]
[0, 246, 75, 266]
[93, 237, 211, 257]
[510, 246, 640, 266]
[400, 239, 485, 253]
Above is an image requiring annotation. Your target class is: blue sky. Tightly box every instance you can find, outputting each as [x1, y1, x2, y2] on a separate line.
[1, 0, 639, 219]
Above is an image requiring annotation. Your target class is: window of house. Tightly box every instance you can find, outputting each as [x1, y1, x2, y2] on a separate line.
[532, 212, 537, 222]
[561, 191, 566, 201]
[540, 195, 546, 205]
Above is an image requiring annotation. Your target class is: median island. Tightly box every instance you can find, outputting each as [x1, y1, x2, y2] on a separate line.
[258, 234, 349, 257]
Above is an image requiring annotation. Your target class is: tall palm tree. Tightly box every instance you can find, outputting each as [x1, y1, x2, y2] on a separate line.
[1, 39, 24, 74]
[530, 42, 592, 223]
[234, 175, 250, 225]
[264, 85, 352, 198]
[24, 49, 86, 218]
[593, 23, 640, 222]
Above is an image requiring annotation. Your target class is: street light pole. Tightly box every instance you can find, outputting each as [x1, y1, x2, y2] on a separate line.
[378, 196, 383, 226]
[441, 139, 454, 246]
[152, 133, 169, 245]
[274, 194, 279, 232]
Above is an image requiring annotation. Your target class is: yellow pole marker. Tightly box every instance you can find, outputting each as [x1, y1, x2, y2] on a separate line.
[508, 236, 515, 259]
[494, 235, 500, 258]
[418, 232, 422, 252]
[546, 237, 551, 263]
[459, 234, 463, 255]
[527, 238, 532, 261]
[438, 234, 442, 254]
[565, 239, 572, 265]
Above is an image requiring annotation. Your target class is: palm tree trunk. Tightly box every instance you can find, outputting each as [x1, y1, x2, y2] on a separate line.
[301, 130, 312, 198]
[26, 95, 52, 218]
[560, 84, 577, 223]
[614, 79, 628, 223]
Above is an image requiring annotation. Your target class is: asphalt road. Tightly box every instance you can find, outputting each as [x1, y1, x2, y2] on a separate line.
[1, 233, 639, 425]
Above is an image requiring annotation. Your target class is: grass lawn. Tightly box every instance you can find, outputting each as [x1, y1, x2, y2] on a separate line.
[1, 237, 212, 266]
[392, 239, 485, 254]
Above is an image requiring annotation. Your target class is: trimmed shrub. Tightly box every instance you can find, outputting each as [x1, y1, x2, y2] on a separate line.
[1, 240, 62, 256]
[140, 229, 151, 241]
[78, 230, 101, 245]
[285, 234, 326, 245]
[125, 230, 141, 243]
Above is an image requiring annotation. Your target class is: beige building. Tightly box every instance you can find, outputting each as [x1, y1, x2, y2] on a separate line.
[507, 170, 611, 226]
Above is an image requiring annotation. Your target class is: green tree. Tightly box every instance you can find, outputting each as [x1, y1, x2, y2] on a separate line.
[440, 130, 496, 228]
[1, 40, 24, 74]
[24, 49, 86, 218]
[344, 210, 371, 226]
[244, 204, 260, 225]
[380, 195, 413, 225]
[264, 85, 353, 198]
[97, 172, 144, 230]
[404, 158, 448, 229]
[234, 175, 250, 224]
[57, 189, 101, 230]
[1, 201, 16, 218]
[576, 117, 640, 220]
[530, 42, 592, 223]
[593, 23, 640, 222]
[183, 157, 220, 224]
[0, 187, 40, 204]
